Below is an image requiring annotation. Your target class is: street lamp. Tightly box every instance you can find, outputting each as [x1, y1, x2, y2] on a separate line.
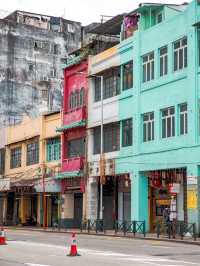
[76, 72, 104, 221]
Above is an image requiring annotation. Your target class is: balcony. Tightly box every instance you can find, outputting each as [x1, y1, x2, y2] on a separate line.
[61, 157, 84, 173]
[63, 106, 86, 126]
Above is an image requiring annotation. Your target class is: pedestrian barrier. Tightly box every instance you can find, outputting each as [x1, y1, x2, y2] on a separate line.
[156, 221, 197, 241]
[114, 220, 146, 237]
[0, 227, 7, 245]
[67, 232, 80, 256]
[81, 219, 104, 234]
[81, 219, 146, 236]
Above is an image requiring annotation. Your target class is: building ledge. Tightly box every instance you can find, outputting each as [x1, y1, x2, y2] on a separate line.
[56, 120, 86, 132]
[55, 171, 83, 179]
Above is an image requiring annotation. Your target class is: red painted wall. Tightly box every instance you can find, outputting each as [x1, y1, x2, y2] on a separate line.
[61, 59, 88, 173]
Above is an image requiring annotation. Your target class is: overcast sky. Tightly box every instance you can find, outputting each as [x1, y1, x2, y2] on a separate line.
[0, 0, 189, 25]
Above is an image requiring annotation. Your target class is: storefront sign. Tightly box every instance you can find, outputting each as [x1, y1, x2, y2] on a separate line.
[0, 178, 10, 191]
[168, 183, 180, 194]
[187, 176, 198, 185]
[34, 178, 61, 193]
[187, 190, 197, 209]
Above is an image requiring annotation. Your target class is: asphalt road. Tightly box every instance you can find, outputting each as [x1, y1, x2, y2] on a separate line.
[0, 229, 200, 266]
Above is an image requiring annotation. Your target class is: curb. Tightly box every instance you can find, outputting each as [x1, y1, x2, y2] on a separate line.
[5, 226, 200, 246]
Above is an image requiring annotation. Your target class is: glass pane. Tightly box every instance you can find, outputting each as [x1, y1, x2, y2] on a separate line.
[179, 49, 183, 69]
[162, 119, 166, 138]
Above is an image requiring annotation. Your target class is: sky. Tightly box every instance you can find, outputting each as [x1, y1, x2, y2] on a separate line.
[0, 0, 189, 25]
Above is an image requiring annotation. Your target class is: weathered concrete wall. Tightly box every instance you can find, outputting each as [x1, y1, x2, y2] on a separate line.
[0, 14, 81, 127]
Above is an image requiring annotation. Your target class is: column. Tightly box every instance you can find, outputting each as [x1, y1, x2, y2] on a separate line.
[131, 172, 149, 231]
[87, 177, 98, 220]
[187, 165, 199, 231]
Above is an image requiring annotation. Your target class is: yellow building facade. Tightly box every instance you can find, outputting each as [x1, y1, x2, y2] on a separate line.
[4, 111, 61, 226]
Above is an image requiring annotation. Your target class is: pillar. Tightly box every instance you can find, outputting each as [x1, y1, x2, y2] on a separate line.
[187, 165, 199, 231]
[87, 177, 98, 220]
[131, 172, 149, 231]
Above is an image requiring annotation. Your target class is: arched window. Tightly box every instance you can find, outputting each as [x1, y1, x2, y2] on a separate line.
[74, 90, 79, 108]
[79, 87, 85, 106]
[69, 92, 73, 109]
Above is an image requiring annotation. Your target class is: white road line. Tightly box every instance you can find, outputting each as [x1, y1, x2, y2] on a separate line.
[24, 264, 52, 266]
[9, 240, 200, 266]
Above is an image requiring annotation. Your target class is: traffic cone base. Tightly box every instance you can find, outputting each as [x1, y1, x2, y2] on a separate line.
[67, 233, 80, 256]
[0, 228, 7, 245]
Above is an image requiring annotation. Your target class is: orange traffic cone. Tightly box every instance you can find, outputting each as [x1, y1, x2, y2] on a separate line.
[67, 232, 80, 256]
[0, 227, 7, 245]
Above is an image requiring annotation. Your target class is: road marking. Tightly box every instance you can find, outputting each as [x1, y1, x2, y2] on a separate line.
[9, 240, 200, 266]
[24, 264, 52, 266]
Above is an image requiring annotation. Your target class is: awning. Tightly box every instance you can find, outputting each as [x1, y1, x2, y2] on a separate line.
[10, 167, 41, 187]
[55, 171, 83, 180]
[56, 120, 86, 132]
[0, 178, 10, 192]
[34, 177, 61, 193]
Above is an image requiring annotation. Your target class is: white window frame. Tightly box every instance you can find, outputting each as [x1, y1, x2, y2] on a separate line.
[174, 37, 187, 71]
[143, 112, 154, 142]
[179, 103, 187, 135]
[159, 46, 168, 77]
[142, 52, 154, 83]
[161, 107, 175, 138]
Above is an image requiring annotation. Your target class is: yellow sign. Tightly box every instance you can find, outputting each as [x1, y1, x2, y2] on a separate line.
[187, 190, 197, 209]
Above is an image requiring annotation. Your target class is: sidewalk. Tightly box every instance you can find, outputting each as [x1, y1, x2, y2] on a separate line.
[4, 226, 200, 246]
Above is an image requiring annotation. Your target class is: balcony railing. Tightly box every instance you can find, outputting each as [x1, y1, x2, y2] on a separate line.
[62, 157, 84, 173]
[63, 106, 86, 126]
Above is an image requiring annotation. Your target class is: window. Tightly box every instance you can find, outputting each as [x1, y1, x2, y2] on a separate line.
[142, 52, 154, 82]
[69, 89, 85, 110]
[93, 123, 120, 154]
[27, 141, 39, 165]
[103, 75, 120, 99]
[161, 107, 175, 138]
[174, 37, 187, 71]
[159, 46, 168, 76]
[79, 87, 85, 106]
[179, 103, 187, 135]
[68, 138, 85, 158]
[46, 138, 61, 161]
[10, 147, 21, 169]
[94, 77, 101, 102]
[143, 112, 154, 142]
[198, 30, 200, 66]
[157, 13, 163, 24]
[122, 119, 132, 147]
[94, 70, 120, 102]
[122, 61, 133, 90]
[0, 149, 5, 174]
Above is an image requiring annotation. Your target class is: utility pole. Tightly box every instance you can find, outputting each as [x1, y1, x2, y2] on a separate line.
[42, 163, 47, 228]
[99, 75, 104, 221]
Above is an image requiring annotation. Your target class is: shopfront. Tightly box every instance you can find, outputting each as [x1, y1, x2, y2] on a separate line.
[98, 174, 131, 229]
[34, 177, 61, 227]
[147, 168, 187, 232]
[61, 176, 85, 228]
[0, 178, 10, 225]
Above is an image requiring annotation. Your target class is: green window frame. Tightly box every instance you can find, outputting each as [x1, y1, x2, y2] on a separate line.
[122, 119, 133, 147]
[46, 138, 61, 162]
[122, 61, 133, 90]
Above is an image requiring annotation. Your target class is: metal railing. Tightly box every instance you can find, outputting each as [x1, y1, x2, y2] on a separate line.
[81, 219, 104, 234]
[156, 221, 197, 241]
[114, 220, 146, 237]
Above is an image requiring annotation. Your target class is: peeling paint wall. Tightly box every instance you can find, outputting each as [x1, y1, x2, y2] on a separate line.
[0, 12, 81, 127]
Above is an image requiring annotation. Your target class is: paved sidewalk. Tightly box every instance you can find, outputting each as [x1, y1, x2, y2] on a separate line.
[4, 226, 200, 246]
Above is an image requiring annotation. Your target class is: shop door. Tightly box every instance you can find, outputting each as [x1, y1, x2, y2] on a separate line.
[0, 197, 3, 224]
[74, 193, 83, 228]
[7, 192, 14, 225]
[123, 192, 131, 221]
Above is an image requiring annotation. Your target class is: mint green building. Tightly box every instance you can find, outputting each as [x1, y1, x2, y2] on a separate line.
[116, 0, 200, 232]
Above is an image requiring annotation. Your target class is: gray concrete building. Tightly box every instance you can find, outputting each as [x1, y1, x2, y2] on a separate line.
[0, 10, 82, 127]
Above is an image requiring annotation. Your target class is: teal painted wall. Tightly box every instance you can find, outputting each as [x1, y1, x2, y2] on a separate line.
[116, 0, 200, 232]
